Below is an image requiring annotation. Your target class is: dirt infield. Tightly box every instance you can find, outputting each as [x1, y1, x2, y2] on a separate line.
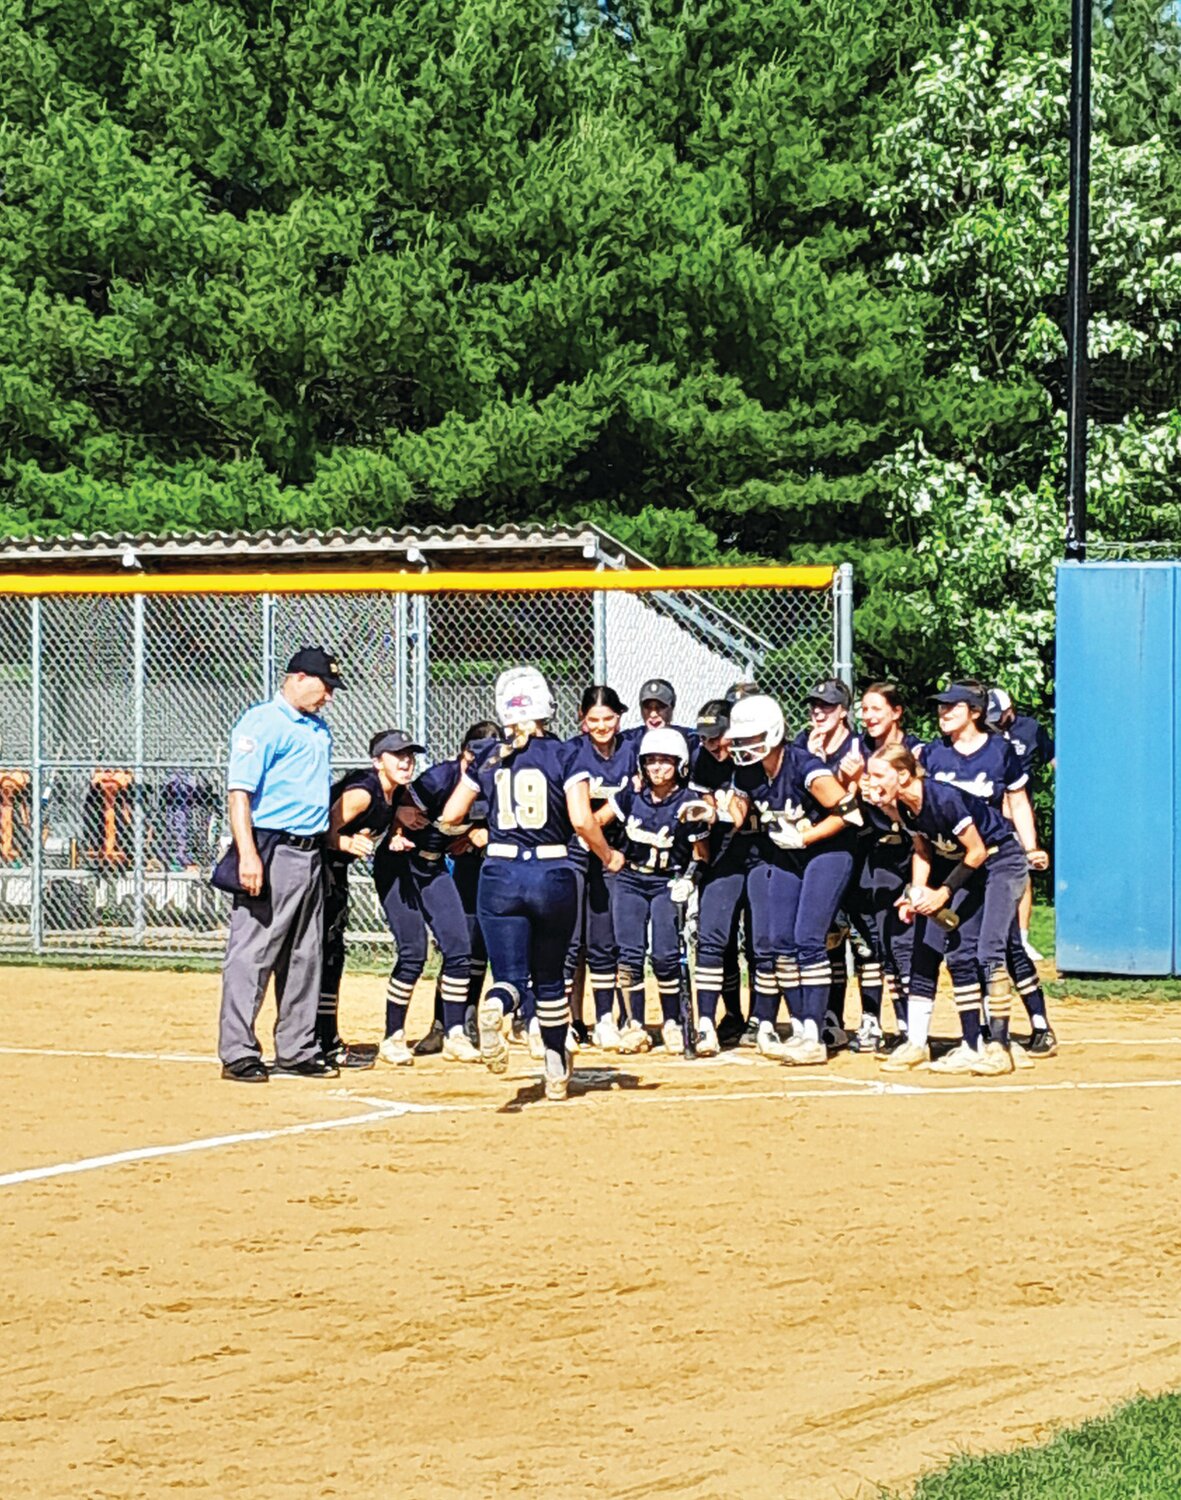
[3, 967, 1181, 1500]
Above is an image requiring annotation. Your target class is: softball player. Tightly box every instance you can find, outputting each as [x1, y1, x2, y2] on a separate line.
[563, 685, 637, 1051]
[371, 735, 477, 1067]
[923, 682, 1054, 1058]
[600, 728, 712, 1053]
[438, 668, 624, 1101]
[863, 742, 1034, 1076]
[408, 721, 500, 1056]
[723, 693, 859, 1066]
[690, 699, 752, 1047]
[318, 729, 415, 1068]
[988, 687, 1056, 965]
[844, 683, 923, 1053]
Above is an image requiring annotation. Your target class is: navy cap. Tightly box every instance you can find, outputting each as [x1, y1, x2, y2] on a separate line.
[696, 707, 730, 738]
[286, 646, 346, 689]
[639, 678, 676, 709]
[806, 678, 852, 709]
[986, 687, 1013, 725]
[932, 683, 987, 711]
[370, 728, 424, 758]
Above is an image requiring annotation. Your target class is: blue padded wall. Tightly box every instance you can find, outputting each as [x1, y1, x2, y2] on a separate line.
[1055, 562, 1175, 974]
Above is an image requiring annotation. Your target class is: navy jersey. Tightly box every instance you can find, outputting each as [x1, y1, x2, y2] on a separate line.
[922, 733, 1027, 811]
[896, 778, 1017, 863]
[732, 744, 841, 858]
[794, 724, 856, 773]
[328, 768, 400, 864]
[464, 734, 587, 852]
[405, 757, 489, 858]
[608, 784, 708, 875]
[689, 743, 730, 795]
[858, 731, 924, 760]
[1004, 713, 1054, 779]
[564, 732, 638, 806]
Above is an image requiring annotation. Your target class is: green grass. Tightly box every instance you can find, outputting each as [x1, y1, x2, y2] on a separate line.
[881, 1392, 1181, 1499]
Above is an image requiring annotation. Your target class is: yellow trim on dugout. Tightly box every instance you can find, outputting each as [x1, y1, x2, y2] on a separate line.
[0, 565, 835, 596]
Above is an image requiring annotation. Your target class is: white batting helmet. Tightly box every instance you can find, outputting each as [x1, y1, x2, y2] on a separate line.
[495, 667, 555, 728]
[723, 694, 785, 766]
[638, 726, 690, 777]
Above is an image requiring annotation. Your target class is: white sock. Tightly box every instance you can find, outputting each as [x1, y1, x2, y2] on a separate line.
[1032, 1015, 1049, 1031]
[1020, 928, 1031, 942]
[908, 998, 934, 1049]
[803, 1018, 820, 1043]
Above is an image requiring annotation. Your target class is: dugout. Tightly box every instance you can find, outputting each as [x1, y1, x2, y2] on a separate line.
[0, 523, 851, 962]
[1056, 561, 1181, 974]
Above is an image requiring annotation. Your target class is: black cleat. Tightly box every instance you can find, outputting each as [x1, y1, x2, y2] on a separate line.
[413, 1019, 445, 1056]
[1026, 1027, 1058, 1057]
[271, 1054, 340, 1078]
[738, 1016, 760, 1049]
[221, 1057, 269, 1083]
[325, 1042, 377, 1070]
[717, 1012, 746, 1048]
[882, 1030, 912, 1055]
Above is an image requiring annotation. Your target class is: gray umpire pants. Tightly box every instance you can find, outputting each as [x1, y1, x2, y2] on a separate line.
[218, 844, 324, 1066]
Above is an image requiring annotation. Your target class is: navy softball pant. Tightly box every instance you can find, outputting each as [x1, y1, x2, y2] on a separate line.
[564, 855, 619, 1020]
[746, 845, 856, 1031]
[376, 857, 471, 1032]
[694, 852, 751, 1025]
[849, 842, 914, 1020]
[477, 857, 578, 1050]
[612, 867, 682, 1026]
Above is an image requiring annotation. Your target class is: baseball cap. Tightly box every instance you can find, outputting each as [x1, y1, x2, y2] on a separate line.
[986, 688, 1013, 725]
[638, 678, 676, 709]
[286, 646, 346, 689]
[369, 728, 424, 758]
[696, 702, 731, 738]
[806, 678, 852, 708]
[931, 683, 987, 711]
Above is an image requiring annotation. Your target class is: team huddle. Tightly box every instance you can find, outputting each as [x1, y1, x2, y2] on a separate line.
[303, 666, 1055, 1103]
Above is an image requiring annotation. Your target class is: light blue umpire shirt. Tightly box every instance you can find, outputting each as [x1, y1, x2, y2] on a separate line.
[226, 694, 333, 836]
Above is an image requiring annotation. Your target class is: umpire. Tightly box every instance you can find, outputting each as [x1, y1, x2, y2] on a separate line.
[218, 647, 345, 1082]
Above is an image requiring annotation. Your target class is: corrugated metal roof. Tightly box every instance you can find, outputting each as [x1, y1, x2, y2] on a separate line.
[0, 522, 650, 573]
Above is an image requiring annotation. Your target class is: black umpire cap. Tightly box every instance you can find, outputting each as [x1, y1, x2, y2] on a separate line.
[638, 677, 676, 709]
[286, 646, 346, 689]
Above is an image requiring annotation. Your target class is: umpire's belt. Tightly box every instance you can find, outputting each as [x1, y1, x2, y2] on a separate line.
[269, 831, 325, 852]
[486, 843, 567, 861]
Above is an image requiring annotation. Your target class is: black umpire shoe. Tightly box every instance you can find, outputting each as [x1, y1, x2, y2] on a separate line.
[717, 1012, 746, 1048]
[414, 1019, 445, 1056]
[738, 1016, 760, 1049]
[325, 1042, 378, 1071]
[221, 1057, 269, 1083]
[271, 1055, 340, 1078]
[1026, 1027, 1058, 1057]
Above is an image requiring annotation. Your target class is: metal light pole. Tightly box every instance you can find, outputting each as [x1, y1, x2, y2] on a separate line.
[1064, 0, 1092, 562]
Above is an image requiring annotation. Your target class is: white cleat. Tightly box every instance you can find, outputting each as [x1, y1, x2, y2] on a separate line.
[756, 1021, 790, 1060]
[377, 1031, 413, 1066]
[782, 1037, 828, 1067]
[1010, 1040, 1034, 1070]
[527, 1017, 545, 1061]
[566, 1026, 582, 1055]
[970, 1040, 1016, 1076]
[592, 1015, 623, 1051]
[851, 1015, 883, 1053]
[926, 1041, 983, 1074]
[661, 1018, 684, 1056]
[442, 1027, 480, 1063]
[478, 995, 510, 1075]
[880, 1039, 930, 1072]
[695, 1016, 720, 1057]
[544, 1047, 572, 1102]
[616, 1019, 652, 1054]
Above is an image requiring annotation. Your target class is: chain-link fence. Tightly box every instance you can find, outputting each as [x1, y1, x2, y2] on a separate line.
[0, 568, 850, 964]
